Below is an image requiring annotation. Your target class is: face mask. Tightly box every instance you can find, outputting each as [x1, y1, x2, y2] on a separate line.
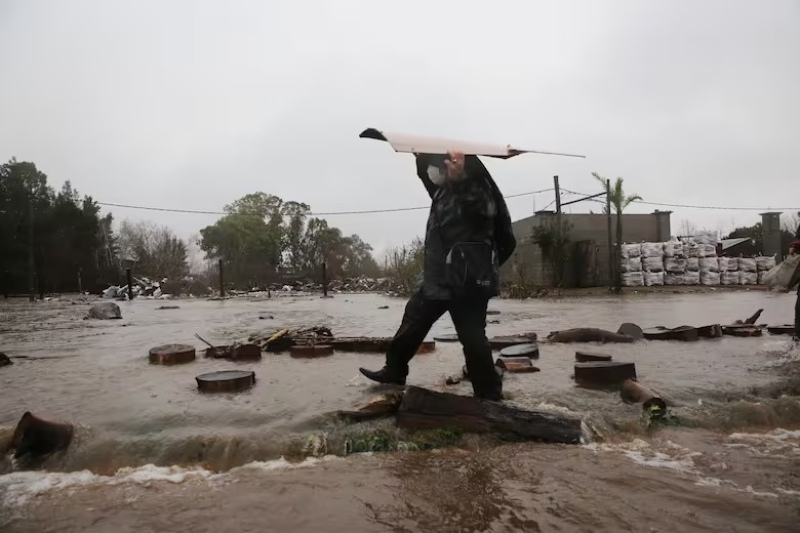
[427, 165, 446, 186]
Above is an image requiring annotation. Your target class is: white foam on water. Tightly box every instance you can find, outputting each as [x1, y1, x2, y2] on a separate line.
[728, 428, 800, 442]
[584, 439, 701, 476]
[0, 456, 336, 508]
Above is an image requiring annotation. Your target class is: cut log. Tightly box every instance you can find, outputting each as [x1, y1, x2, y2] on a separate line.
[495, 358, 540, 374]
[767, 325, 795, 336]
[499, 343, 540, 359]
[228, 343, 262, 361]
[642, 327, 670, 341]
[461, 365, 505, 381]
[547, 328, 634, 344]
[196, 370, 256, 393]
[697, 324, 723, 339]
[489, 334, 538, 350]
[333, 393, 403, 422]
[617, 323, 644, 340]
[574, 361, 636, 388]
[396, 386, 583, 444]
[148, 344, 196, 365]
[290, 344, 334, 358]
[575, 351, 612, 362]
[156, 305, 180, 310]
[620, 379, 667, 416]
[722, 326, 763, 337]
[434, 334, 460, 343]
[9, 412, 74, 464]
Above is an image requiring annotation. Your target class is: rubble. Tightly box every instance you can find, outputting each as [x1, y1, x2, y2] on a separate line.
[87, 302, 122, 320]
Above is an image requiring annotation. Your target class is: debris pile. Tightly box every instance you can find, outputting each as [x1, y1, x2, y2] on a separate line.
[103, 276, 212, 300]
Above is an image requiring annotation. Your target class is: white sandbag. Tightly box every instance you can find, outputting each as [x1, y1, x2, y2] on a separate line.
[641, 242, 663, 258]
[699, 257, 720, 273]
[721, 271, 740, 285]
[644, 271, 664, 286]
[682, 243, 700, 258]
[684, 271, 700, 285]
[686, 257, 700, 272]
[763, 255, 800, 292]
[642, 256, 664, 272]
[663, 241, 684, 258]
[739, 272, 758, 285]
[724, 257, 738, 271]
[622, 272, 644, 287]
[699, 244, 717, 258]
[664, 273, 685, 286]
[621, 243, 642, 259]
[664, 257, 686, 274]
[700, 271, 720, 286]
[756, 255, 776, 272]
[738, 257, 757, 273]
[620, 257, 643, 273]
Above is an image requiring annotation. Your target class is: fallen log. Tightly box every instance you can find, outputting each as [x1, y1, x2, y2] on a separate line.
[737, 309, 764, 325]
[722, 325, 763, 337]
[8, 412, 74, 465]
[617, 323, 644, 340]
[499, 343, 539, 359]
[290, 344, 334, 358]
[642, 326, 699, 342]
[547, 328, 634, 344]
[574, 361, 636, 388]
[575, 351, 612, 362]
[196, 370, 256, 393]
[488, 334, 538, 350]
[396, 386, 582, 444]
[767, 325, 795, 336]
[494, 358, 540, 374]
[148, 344, 196, 365]
[697, 324, 723, 339]
[333, 393, 403, 422]
[620, 379, 666, 416]
[434, 334, 460, 343]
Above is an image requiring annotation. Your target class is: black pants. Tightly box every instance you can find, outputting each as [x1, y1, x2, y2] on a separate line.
[384, 289, 502, 399]
[795, 289, 799, 339]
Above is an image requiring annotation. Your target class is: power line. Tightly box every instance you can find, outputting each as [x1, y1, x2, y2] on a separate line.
[560, 189, 800, 212]
[96, 188, 555, 217]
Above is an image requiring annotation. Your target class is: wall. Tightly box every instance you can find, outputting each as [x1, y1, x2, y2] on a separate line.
[503, 210, 672, 287]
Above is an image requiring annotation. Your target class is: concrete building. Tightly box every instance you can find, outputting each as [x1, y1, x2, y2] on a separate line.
[503, 210, 672, 288]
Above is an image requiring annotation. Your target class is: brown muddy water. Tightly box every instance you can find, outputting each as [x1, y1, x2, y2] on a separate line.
[1, 291, 799, 532]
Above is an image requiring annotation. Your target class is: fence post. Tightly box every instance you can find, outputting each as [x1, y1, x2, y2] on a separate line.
[126, 268, 134, 300]
[218, 259, 225, 297]
[321, 260, 328, 297]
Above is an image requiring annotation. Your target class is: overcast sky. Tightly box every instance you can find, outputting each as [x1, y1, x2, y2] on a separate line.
[1, 0, 799, 262]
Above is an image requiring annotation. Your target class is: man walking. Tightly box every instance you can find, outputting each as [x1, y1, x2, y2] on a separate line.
[359, 150, 516, 401]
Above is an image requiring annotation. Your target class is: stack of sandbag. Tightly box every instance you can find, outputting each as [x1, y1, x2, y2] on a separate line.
[763, 255, 800, 292]
[620, 243, 644, 287]
[699, 244, 720, 286]
[738, 257, 758, 285]
[641, 242, 665, 286]
[719, 257, 740, 285]
[683, 242, 701, 285]
[756, 255, 777, 285]
[663, 240, 686, 286]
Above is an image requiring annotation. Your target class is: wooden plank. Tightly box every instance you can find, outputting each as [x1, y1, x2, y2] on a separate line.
[396, 386, 583, 444]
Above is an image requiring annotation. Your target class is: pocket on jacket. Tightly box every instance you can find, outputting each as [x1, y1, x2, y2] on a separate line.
[444, 242, 499, 297]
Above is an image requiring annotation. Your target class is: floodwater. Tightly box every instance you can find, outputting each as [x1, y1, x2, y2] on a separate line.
[1, 291, 799, 532]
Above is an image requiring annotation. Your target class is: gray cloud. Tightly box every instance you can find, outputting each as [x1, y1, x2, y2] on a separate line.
[2, 0, 798, 259]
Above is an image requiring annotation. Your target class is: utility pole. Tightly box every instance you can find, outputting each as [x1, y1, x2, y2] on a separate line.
[28, 194, 35, 302]
[553, 176, 562, 288]
[606, 179, 614, 291]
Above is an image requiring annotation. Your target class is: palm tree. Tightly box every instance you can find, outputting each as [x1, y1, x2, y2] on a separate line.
[592, 173, 642, 291]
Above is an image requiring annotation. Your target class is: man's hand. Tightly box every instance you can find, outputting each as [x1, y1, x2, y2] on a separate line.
[790, 247, 796, 256]
[444, 150, 465, 180]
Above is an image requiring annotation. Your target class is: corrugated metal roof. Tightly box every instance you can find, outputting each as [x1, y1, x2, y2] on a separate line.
[720, 238, 752, 250]
[359, 128, 586, 159]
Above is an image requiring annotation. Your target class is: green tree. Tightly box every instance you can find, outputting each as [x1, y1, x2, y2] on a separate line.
[592, 172, 642, 291]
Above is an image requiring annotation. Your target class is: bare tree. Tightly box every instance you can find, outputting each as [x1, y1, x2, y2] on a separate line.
[116, 220, 189, 279]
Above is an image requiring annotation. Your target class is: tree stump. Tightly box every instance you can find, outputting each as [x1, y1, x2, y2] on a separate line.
[290, 345, 334, 358]
[9, 412, 74, 464]
[396, 386, 583, 444]
[148, 344, 196, 365]
[620, 379, 666, 416]
[546, 328, 634, 344]
[230, 343, 262, 361]
[499, 343, 540, 359]
[495, 358, 540, 374]
[617, 323, 644, 340]
[434, 334, 460, 343]
[575, 351, 612, 362]
[196, 370, 256, 393]
[767, 325, 795, 336]
[574, 361, 636, 388]
[697, 325, 723, 339]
